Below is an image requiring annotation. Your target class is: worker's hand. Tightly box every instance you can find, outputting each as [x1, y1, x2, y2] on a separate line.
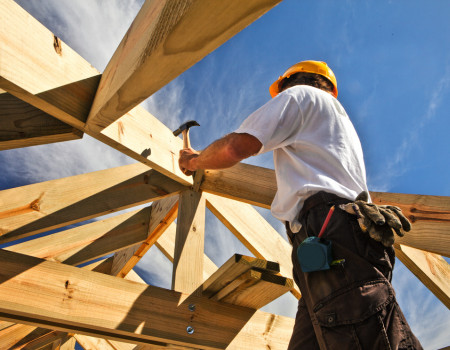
[179, 148, 200, 176]
[339, 191, 412, 247]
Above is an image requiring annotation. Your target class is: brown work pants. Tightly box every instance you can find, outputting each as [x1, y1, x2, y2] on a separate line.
[286, 192, 423, 350]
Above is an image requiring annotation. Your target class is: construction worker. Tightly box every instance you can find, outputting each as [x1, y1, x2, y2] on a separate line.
[178, 60, 422, 349]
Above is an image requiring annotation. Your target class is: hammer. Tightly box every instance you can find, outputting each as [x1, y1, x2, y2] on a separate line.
[173, 120, 200, 148]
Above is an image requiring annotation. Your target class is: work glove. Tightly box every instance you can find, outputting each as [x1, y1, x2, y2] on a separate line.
[339, 191, 412, 247]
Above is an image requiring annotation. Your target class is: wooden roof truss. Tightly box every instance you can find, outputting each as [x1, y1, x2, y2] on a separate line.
[0, 1, 449, 349]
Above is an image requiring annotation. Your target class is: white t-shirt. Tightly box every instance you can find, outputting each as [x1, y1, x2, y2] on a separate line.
[235, 85, 369, 232]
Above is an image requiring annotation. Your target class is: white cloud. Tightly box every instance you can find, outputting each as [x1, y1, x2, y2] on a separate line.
[369, 61, 450, 192]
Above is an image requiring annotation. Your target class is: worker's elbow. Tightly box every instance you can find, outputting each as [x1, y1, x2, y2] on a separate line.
[227, 133, 262, 161]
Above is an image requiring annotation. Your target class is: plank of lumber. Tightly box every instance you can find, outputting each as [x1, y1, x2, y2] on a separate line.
[0, 0, 101, 130]
[0, 249, 293, 350]
[155, 222, 217, 282]
[201, 163, 276, 209]
[395, 244, 450, 308]
[202, 165, 450, 256]
[372, 192, 450, 257]
[60, 336, 77, 350]
[210, 268, 293, 310]
[111, 196, 179, 278]
[0, 0, 191, 185]
[75, 334, 116, 350]
[0, 163, 185, 244]
[0, 92, 82, 150]
[86, 0, 282, 131]
[14, 330, 69, 350]
[202, 254, 279, 298]
[205, 193, 300, 299]
[172, 191, 206, 296]
[0, 323, 38, 349]
[6, 207, 152, 265]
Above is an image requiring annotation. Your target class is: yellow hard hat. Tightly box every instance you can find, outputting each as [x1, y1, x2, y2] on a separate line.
[269, 60, 338, 98]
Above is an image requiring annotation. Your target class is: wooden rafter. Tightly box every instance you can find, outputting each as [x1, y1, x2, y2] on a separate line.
[5, 206, 152, 265]
[1, 0, 449, 348]
[0, 91, 82, 150]
[87, 0, 283, 131]
[0, 163, 185, 244]
[111, 195, 179, 278]
[0, 0, 191, 185]
[394, 244, 450, 308]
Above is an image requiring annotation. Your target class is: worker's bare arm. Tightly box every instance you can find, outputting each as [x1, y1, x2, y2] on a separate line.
[179, 133, 262, 174]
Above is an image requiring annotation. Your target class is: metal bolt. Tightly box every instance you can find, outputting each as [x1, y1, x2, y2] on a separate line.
[188, 304, 196, 312]
[186, 326, 195, 334]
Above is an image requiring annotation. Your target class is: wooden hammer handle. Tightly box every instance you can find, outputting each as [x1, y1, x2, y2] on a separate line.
[181, 129, 190, 148]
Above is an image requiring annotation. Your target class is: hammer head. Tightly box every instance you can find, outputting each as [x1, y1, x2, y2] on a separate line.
[173, 120, 200, 136]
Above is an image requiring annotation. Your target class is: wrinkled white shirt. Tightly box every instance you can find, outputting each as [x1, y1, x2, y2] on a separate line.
[235, 85, 369, 232]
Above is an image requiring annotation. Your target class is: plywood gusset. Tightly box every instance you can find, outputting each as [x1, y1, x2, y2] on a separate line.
[0, 0, 448, 349]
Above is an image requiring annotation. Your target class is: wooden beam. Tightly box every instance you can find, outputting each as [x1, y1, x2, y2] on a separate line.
[75, 334, 116, 350]
[0, 249, 293, 349]
[0, 0, 191, 185]
[172, 191, 206, 295]
[111, 196, 179, 278]
[155, 222, 217, 282]
[202, 165, 450, 255]
[201, 254, 292, 309]
[209, 268, 292, 309]
[395, 244, 450, 308]
[201, 163, 276, 209]
[86, 0, 282, 131]
[14, 330, 70, 350]
[6, 207, 152, 265]
[0, 163, 185, 244]
[205, 193, 300, 298]
[372, 192, 450, 257]
[0, 323, 38, 349]
[0, 92, 82, 150]
[202, 254, 279, 298]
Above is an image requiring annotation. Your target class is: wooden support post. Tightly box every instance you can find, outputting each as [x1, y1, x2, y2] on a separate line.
[0, 92, 82, 150]
[111, 196, 179, 278]
[172, 191, 205, 296]
[0, 249, 293, 350]
[156, 222, 217, 281]
[0, 163, 185, 244]
[395, 244, 450, 308]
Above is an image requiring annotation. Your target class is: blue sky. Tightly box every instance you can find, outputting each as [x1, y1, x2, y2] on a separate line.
[3, 0, 449, 348]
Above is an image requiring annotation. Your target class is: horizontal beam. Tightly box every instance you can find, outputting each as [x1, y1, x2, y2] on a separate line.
[0, 0, 191, 185]
[0, 249, 292, 349]
[87, 0, 282, 131]
[0, 163, 186, 244]
[372, 192, 450, 257]
[201, 165, 450, 256]
[395, 244, 450, 308]
[201, 163, 276, 209]
[0, 92, 82, 150]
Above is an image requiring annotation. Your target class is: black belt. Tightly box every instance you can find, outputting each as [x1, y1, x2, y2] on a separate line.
[298, 191, 353, 221]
